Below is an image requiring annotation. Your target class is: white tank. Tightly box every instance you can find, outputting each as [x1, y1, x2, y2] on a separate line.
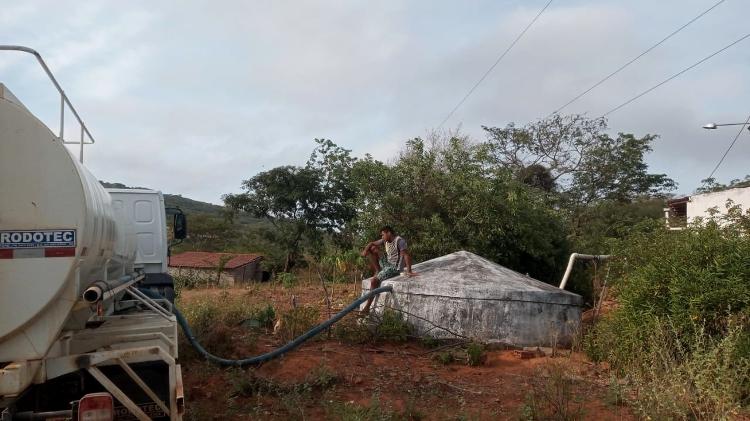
[0, 84, 135, 361]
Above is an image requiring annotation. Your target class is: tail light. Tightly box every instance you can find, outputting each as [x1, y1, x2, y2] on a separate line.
[78, 392, 114, 421]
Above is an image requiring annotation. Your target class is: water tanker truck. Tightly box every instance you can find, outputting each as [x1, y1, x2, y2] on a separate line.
[1, 46, 187, 420]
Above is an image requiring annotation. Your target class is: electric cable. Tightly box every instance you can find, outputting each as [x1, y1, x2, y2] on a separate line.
[601, 32, 750, 117]
[550, 0, 727, 116]
[438, 0, 554, 128]
[706, 113, 750, 180]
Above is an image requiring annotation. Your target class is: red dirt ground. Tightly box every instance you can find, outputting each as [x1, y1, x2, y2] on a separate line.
[178, 283, 636, 420]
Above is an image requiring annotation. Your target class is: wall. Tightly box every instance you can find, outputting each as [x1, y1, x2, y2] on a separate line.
[231, 261, 262, 283]
[168, 267, 236, 286]
[687, 187, 750, 222]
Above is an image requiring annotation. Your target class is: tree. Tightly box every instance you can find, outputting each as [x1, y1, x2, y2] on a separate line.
[482, 114, 675, 206]
[223, 139, 357, 271]
[483, 114, 675, 256]
[176, 213, 239, 252]
[349, 135, 569, 283]
[696, 175, 750, 194]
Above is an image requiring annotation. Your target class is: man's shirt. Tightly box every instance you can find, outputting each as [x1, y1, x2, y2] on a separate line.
[374, 236, 408, 270]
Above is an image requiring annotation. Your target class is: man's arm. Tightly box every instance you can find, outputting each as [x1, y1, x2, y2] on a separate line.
[400, 250, 417, 276]
[361, 239, 384, 256]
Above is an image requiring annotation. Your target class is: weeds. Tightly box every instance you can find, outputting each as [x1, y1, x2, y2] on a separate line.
[333, 315, 375, 344]
[465, 343, 485, 366]
[228, 365, 338, 399]
[375, 309, 410, 342]
[586, 214, 750, 418]
[278, 272, 297, 288]
[517, 362, 584, 421]
[278, 305, 320, 341]
[324, 394, 407, 421]
[604, 375, 626, 407]
[625, 321, 750, 420]
[432, 352, 455, 365]
[177, 294, 278, 358]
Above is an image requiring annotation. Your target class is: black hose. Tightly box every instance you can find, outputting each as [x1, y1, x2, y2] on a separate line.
[139, 286, 393, 366]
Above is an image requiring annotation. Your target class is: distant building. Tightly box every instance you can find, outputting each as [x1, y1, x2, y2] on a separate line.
[169, 251, 264, 286]
[665, 186, 750, 230]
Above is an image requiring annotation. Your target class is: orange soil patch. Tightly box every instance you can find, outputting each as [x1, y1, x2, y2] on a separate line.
[178, 282, 636, 420]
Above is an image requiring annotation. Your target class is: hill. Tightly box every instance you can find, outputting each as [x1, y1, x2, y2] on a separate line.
[100, 181, 261, 225]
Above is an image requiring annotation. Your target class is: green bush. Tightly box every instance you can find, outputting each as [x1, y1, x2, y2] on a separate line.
[375, 309, 411, 342]
[333, 315, 374, 344]
[588, 212, 750, 368]
[466, 343, 485, 367]
[278, 306, 319, 341]
[277, 272, 297, 288]
[622, 320, 750, 419]
[432, 352, 455, 365]
[324, 395, 406, 421]
[586, 207, 750, 418]
[517, 362, 584, 421]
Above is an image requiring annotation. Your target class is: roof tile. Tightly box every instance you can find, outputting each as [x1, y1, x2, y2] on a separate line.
[169, 251, 262, 269]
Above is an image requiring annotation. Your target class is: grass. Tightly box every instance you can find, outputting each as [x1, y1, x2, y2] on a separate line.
[333, 314, 375, 344]
[176, 291, 277, 359]
[432, 352, 455, 365]
[584, 215, 750, 419]
[277, 305, 320, 341]
[624, 321, 750, 420]
[324, 394, 420, 421]
[517, 362, 584, 421]
[465, 343, 485, 367]
[374, 309, 411, 343]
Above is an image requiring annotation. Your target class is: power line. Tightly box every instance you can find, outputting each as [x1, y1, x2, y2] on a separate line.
[550, 0, 726, 117]
[437, 0, 554, 129]
[707, 113, 750, 180]
[602, 32, 750, 117]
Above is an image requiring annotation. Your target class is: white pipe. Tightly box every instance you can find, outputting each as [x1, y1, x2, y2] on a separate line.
[558, 253, 611, 290]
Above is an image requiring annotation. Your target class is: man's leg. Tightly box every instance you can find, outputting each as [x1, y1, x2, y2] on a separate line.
[361, 276, 381, 314]
[364, 244, 381, 277]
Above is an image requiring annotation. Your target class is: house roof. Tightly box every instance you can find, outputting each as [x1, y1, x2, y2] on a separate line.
[667, 196, 690, 206]
[169, 251, 262, 269]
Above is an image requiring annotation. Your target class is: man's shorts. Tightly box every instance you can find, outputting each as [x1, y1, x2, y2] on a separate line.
[375, 257, 400, 282]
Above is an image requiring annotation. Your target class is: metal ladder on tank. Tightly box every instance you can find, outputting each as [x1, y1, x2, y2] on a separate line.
[0, 45, 95, 163]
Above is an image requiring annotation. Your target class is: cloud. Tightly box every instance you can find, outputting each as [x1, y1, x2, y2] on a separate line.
[1, 0, 749, 203]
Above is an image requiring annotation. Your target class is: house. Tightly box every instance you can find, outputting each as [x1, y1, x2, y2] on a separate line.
[664, 186, 750, 230]
[169, 251, 264, 286]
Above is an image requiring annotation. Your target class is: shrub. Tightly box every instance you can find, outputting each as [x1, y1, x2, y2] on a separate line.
[432, 352, 455, 365]
[466, 343, 485, 366]
[333, 315, 374, 344]
[305, 364, 339, 390]
[586, 208, 750, 418]
[518, 362, 584, 421]
[277, 272, 297, 288]
[255, 304, 277, 329]
[625, 320, 750, 419]
[278, 306, 319, 341]
[324, 395, 405, 421]
[375, 309, 410, 342]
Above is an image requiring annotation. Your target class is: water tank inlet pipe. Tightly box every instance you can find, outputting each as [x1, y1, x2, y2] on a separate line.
[138, 285, 393, 367]
[558, 253, 611, 290]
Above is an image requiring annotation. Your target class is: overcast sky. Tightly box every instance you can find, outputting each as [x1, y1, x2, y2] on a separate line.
[2, 0, 749, 204]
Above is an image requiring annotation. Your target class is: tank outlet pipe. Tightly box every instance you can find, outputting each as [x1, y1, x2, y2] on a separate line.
[82, 273, 144, 304]
[138, 285, 394, 367]
[558, 253, 612, 290]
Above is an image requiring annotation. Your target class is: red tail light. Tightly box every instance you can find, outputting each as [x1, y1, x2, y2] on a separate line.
[78, 392, 114, 421]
